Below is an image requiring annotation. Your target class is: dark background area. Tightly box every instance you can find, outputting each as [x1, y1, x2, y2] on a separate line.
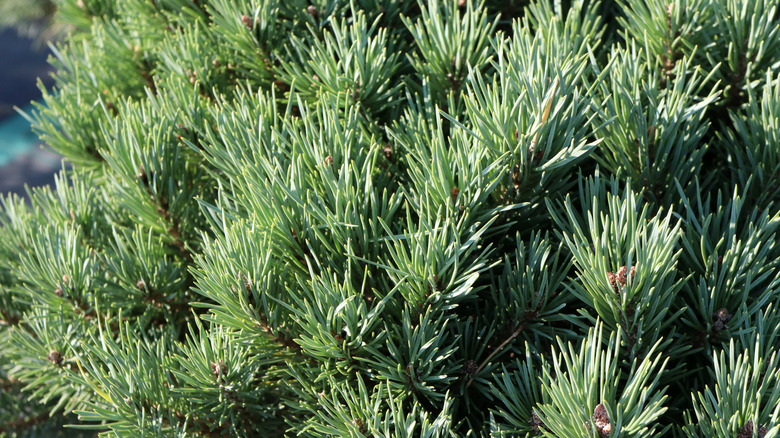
[0, 27, 59, 198]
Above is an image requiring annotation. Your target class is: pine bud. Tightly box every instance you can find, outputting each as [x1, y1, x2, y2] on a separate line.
[463, 359, 478, 376]
[54, 287, 63, 297]
[451, 187, 460, 203]
[530, 409, 545, 434]
[351, 418, 366, 434]
[592, 403, 611, 438]
[608, 265, 635, 295]
[241, 15, 253, 29]
[617, 266, 628, 285]
[211, 360, 227, 379]
[737, 420, 754, 438]
[307, 5, 318, 18]
[48, 350, 63, 366]
[607, 271, 619, 295]
[136, 280, 145, 291]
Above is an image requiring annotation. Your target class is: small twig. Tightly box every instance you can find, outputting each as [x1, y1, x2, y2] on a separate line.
[466, 324, 524, 388]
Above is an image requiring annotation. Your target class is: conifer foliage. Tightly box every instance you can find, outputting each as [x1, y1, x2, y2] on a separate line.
[1, 0, 780, 436]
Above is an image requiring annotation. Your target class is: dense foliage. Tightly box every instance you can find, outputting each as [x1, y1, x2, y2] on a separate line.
[1, 0, 780, 436]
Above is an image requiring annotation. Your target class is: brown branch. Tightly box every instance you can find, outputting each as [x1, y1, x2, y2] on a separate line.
[466, 323, 524, 388]
[137, 166, 192, 262]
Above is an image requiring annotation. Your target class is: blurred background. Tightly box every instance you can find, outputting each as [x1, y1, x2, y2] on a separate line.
[0, 0, 64, 199]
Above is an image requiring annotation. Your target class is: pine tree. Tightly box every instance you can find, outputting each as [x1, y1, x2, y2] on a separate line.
[1, 0, 780, 436]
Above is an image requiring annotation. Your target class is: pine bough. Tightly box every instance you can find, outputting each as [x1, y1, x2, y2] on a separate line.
[1, 0, 780, 436]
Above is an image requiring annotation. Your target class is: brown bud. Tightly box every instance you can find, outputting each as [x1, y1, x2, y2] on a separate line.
[307, 5, 318, 17]
[351, 418, 366, 434]
[62, 275, 69, 284]
[738, 420, 754, 438]
[530, 410, 545, 434]
[451, 186, 460, 203]
[136, 280, 145, 291]
[617, 266, 628, 286]
[714, 308, 732, 327]
[607, 272, 619, 295]
[463, 359, 478, 376]
[210, 360, 227, 379]
[48, 350, 63, 366]
[240, 15, 253, 29]
[54, 287, 63, 297]
[593, 403, 611, 438]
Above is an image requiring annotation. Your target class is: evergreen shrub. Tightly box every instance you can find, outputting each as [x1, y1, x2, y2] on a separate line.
[1, 0, 780, 436]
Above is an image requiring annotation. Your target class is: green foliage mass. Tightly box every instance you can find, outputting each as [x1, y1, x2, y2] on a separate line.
[1, 0, 780, 436]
